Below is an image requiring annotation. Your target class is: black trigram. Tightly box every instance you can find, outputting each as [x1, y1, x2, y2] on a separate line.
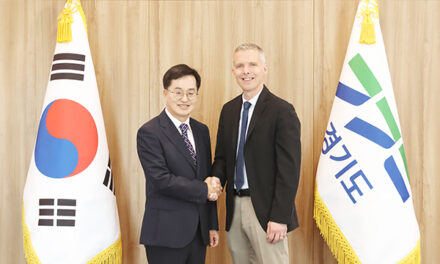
[103, 158, 115, 194]
[50, 53, 85, 81]
[38, 198, 76, 227]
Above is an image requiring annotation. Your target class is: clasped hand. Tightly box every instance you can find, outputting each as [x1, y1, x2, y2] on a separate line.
[204, 176, 222, 201]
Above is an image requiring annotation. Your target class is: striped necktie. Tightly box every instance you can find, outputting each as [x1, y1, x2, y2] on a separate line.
[179, 123, 197, 165]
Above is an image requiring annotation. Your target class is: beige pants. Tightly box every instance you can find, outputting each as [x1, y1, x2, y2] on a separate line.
[227, 196, 289, 264]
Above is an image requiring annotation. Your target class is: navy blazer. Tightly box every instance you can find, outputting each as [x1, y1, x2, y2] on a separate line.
[137, 110, 218, 248]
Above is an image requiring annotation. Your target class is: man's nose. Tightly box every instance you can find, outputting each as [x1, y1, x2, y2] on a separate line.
[180, 93, 189, 101]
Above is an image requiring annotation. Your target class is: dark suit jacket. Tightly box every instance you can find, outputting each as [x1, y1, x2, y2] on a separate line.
[211, 86, 301, 232]
[137, 110, 218, 248]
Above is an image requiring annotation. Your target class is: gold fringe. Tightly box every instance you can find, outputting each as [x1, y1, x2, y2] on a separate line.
[359, 0, 378, 44]
[22, 205, 42, 264]
[314, 188, 421, 263]
[314, 189, 361, 264]
[86, 236, 123, 264]
[397, 239, 421, 264]
[23, 204, 122, 263]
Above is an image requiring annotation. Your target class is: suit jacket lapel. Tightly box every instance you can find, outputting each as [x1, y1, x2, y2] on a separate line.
[247, 86, 270, 139]
[230, 96, 242, 158]
[159, 110, 196, 170]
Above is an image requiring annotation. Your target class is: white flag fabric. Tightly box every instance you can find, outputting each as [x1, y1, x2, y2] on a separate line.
[22, 1, 122, 263]
[314, 1, 420, 263]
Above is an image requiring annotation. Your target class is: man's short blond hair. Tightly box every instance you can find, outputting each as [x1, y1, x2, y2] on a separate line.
[233, 43, 266, 64]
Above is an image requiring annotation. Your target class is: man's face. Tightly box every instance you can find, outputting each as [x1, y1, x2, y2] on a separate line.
[163, 75, 198, 122]
[232, 49, 267, 93]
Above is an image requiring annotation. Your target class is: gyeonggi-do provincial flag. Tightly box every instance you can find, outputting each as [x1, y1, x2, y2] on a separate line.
[313, 0, 421, 263]
[22, 0, 122, 263]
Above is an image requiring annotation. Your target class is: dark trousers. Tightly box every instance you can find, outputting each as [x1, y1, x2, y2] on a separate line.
[145, 225, 206, 264]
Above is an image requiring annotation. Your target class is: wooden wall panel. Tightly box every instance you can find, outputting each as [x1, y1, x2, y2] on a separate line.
[0, 0, 438, 263]
[0, 1, 59, 263]
[145, 1, 313, 263]
[82, 1, 151, 262]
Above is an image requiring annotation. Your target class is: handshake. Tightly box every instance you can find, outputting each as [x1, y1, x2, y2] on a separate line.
[204, 177, 222, 201]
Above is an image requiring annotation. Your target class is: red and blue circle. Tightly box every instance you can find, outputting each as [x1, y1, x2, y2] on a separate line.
[35, 99, 98, 178]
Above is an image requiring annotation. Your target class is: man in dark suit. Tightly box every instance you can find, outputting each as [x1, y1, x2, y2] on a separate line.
[211, 44, 301, 263]
[137, 64, 221, 264]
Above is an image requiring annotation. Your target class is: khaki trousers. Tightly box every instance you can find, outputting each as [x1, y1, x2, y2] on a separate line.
[227, 196, 289, 264]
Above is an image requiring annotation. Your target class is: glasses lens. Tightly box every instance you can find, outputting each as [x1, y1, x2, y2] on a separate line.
[172, 90, 197, 100]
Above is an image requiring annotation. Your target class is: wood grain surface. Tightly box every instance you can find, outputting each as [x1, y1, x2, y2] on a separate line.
[0, 1, 438, 263]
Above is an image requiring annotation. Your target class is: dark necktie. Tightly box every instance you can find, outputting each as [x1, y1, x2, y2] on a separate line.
[235, 101, 251, 190]
[179, 123, 197, 165]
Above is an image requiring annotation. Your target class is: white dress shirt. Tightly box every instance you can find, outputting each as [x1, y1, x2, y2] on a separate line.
[165, 108, 196, 153]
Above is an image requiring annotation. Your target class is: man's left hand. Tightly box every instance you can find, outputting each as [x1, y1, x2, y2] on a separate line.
[209, 230, 219, 247]
[266, 221, 287, 244]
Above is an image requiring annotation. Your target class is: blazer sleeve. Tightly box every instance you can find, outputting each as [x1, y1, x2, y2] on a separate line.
[204, 125, 219, 230]
[211, 106, 227, 186]
[137, 126, 208, 204]
[269, 103, 301, 224]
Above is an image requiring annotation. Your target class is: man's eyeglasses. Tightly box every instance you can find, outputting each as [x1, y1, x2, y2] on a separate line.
[168, 89, 198, 100]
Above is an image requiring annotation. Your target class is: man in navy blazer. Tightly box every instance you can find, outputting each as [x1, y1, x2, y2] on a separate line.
[137, 64, 221, 264]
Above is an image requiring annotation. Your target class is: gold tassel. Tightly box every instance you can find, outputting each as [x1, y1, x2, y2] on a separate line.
[359, 0, 377, 44]
[359, 13, 376, 44]
[57, 0, 75, 43]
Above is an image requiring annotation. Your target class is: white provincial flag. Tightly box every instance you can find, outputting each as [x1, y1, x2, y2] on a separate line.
[313, 1, 420, 263]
